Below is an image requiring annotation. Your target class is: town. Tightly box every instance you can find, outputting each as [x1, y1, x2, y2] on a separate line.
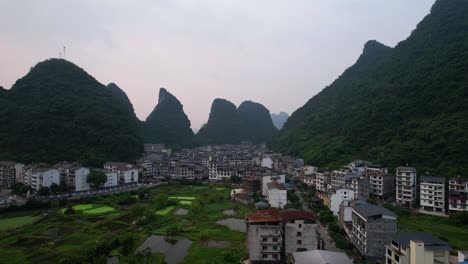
[0, 142, 467, 264]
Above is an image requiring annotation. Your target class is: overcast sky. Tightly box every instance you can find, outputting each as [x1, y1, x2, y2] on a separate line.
[0, 0, 435, 130]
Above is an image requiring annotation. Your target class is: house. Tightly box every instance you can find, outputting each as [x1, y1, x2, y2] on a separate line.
[396, 167, 418, 208]
[0, 161, 24, 188]
[103, 162, 138, 184]
[385, 232, 451, 264]
[330, 189, 355, 216]
[289, 250, 353, 264]
[419, 176, 446, 215]
[266, 182, 287, 208]
[350, 204, 397, 259]
[245, 210, 317, 263]
[448, 177, 468, 213]
[345, 174, 369, 200]
[315, 172, 330, 193]
[262, 175, 285, 196]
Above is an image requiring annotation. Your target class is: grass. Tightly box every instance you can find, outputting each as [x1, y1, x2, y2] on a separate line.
[0, 215, 40, 231]
[179, 201, 193, 205]
[155, 206, 176, 215]
[60, 204, 117, 215]
[398, 213, 468, 250]
[169, 196, 196, 200]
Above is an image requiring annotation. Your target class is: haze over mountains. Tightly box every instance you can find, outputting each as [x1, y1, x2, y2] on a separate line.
[270, 0, 468, 177]
[0, 59, 278, 164]
[270, 112, 289, 130]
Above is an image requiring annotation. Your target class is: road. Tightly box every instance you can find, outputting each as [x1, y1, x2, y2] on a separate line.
[294, 185, 340, 252]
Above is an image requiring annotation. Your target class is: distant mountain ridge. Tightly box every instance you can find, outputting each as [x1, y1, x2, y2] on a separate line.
[196, 98, 278, 145]
[142, 88, 194, 148]
[271, 112, 289, 130]
[270, 0, 468, 177]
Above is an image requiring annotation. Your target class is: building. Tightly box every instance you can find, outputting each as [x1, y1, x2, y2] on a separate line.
[315, 172, 330, 193]
[243, 176, 261, 194]
[350, 204, 397, 258]
[245, 210, 318, 263]
[0, 161, 24, 188]
[331, 170, 346, 190]
[419, 176, 446, 214]
[367, 171, 395, 201]
[28, 166, 60, 191]
[144, 143, 165, 153]
[103, 171, 118, 188]
[345, 175, 369, 200]
[289, 250, 353, 264]
[339, 200, 367, 230]
[385, 233, 451, 264]
[262, 175, 285, 196]
[396, 167, 418, 207]
[266, 182, 287, 208]
[104, 162, 138, 184]
[329, 189, 355, 216]
[68, 166, 91, 192]
[448, 177, 468, 213]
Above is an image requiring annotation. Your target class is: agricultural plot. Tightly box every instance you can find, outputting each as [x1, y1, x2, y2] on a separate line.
[0, 215, 40, 231]
[60, 204, 117, 215]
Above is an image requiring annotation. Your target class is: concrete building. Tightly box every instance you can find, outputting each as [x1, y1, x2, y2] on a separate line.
[289, 250, 353, 264]
[266, 182, 287, 208]
[0, 161, 24, 188]
[330, 189, 355, 216]
[315, 172, 330, 193]
[103, 171, 118, 188]
[367, 170, 395, 201]
[262, 175, 285, 196]
[104, 162, 138, 184]
[448, 177, 468, 213]
[245, 210, 317, 263]
[68, 166, 91, 192]
[29, 167, 60, 191]
[350, 204, 397, 259]
[345, 175, 369, 200]
[419, 176, 446, 214]
[385, 233, 451, 264]
[396, 167, 418, 207]
[143, 143, 165, 153]
[331, 170, 346, 191]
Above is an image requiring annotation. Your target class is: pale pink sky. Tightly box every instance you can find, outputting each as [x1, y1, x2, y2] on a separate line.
[0, 1, 434, 130]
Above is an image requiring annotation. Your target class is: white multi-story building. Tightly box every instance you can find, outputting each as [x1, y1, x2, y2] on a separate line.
[396, 167, 417, 207]
[262, 175, 285, 196]
[448, 177, 468, 213]
[266, 182, 287, 208]
[103, 171, 118, 187]
[330, 189, 355, 216]
[104, 162, 138, 184]
[315, 172, 330, 193]
[385, 233, 451, 264]
[331, 170, 346, 190]
[419, 176, 446, 214]
[69, 166, 91, 192]
[29, 167, 60, 191]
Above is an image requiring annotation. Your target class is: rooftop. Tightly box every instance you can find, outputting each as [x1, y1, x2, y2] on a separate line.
[353, 204, 397, 218]
[246, 209, 315, 223]
[392, 232, 452, 251]
[420, 176, 446, 184]
[267, 182, 286, 190]
[292, 250, 353, 264]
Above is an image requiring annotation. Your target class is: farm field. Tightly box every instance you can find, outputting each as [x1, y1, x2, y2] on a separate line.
[0, 183, 254, 264]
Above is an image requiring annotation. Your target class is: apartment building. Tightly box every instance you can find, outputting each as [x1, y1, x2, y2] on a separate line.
[302, 173, 316, 187]
[350, 204, 397, 258]
[0, 161, 24, 187]
[103, 162, 138, 184]
[330, 189, 355, 216]
[345, 174, 369, 200]
[367, 171, 395, 201]
[67, 166, 91, 192]
[385, 233, 451, 264]
[448, 177, 468, 213]
[396, 167, 418, 207]
[246, 210, 317, 263]
[27, 166, 60, 191]
[266, 182, 287, 208]
[331, 170, 346, 190]
[315, 172, 330, 193]
[419, 176, 446, 214]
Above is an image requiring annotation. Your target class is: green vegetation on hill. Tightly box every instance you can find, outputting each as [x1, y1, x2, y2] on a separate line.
[270, 0, 468, 176]
[196, 98, 278, 145]
[142, 88, 195, 148]
[0, 59, 142, 166]
[107, 82, 137, 119]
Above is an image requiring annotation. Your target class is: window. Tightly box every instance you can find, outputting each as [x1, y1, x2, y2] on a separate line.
[262, 254, 268, 259]
[387, 249, 392, 256]
[273, 254, 278, 260]
[262, 246, 267, 250]
[262, 238, 268, 242]
[298, 224, 302, 228]
[273, 246, 278, 251]
[395, 255, 400, 262]
[297, 240, 302, 245]
[297, 232, 302, 237]
[273, 238, 278, 242]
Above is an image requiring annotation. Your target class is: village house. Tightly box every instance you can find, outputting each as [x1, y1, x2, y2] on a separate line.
[419, 176, 446, 215]
[448, 177, 468, 213]
[395, 167, 418, 208]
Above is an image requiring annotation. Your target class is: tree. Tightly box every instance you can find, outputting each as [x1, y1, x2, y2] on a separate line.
[230, 175, 242, 184]
[37, 186, 50, 196]
[87, 170, 107, 189]
[130, 204, 147, 225]
[50, 183, 59, 194]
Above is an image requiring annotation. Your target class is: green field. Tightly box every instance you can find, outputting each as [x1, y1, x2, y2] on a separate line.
[398, 213, 468, 250]
[0, 184, 253, 264]
[155, 206, 175, 215]
[0, 216, 40, 231]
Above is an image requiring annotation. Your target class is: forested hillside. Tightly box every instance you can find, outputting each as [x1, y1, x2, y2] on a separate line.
[270, 0, 468, 176]
[0, 59, 142, 166]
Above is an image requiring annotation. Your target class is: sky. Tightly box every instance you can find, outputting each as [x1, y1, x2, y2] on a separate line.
[0, 0, 435, 131]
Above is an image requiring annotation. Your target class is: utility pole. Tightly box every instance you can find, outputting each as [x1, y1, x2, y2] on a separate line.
[63, 46, 66, 59]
